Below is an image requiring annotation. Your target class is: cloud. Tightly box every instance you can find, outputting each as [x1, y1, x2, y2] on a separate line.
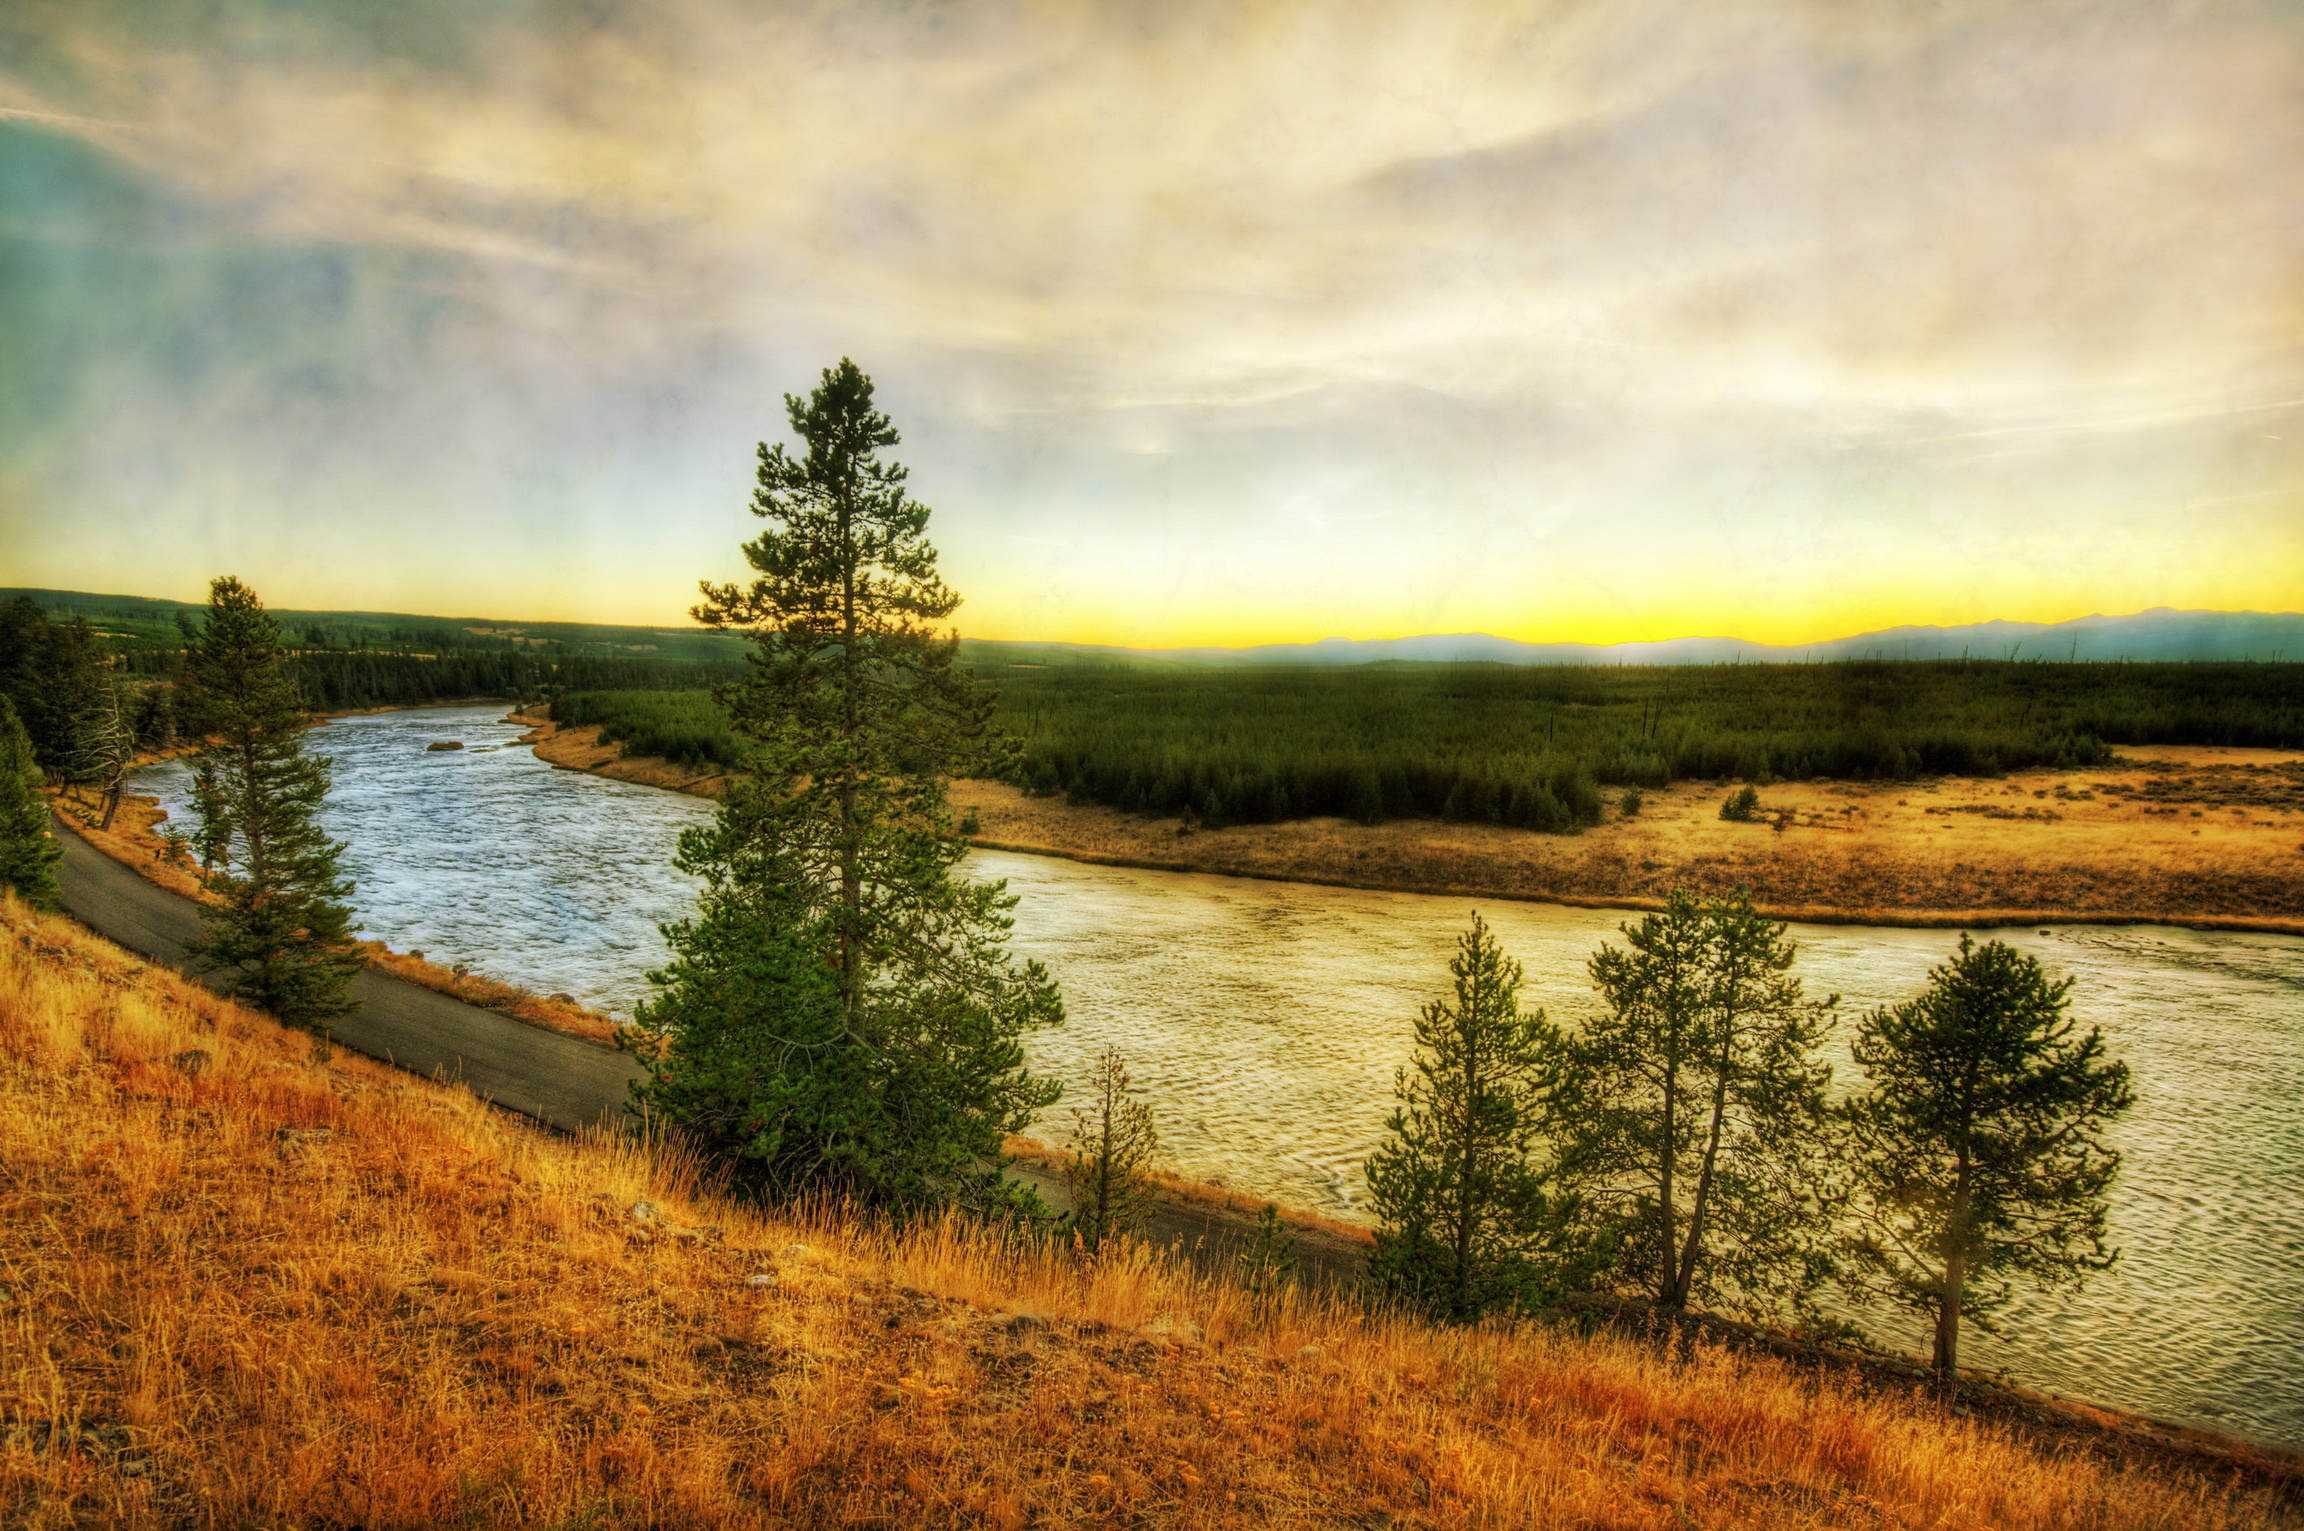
[1, 0, 2300, 640]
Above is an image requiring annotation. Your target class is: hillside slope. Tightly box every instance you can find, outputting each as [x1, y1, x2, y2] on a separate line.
[0, 898, 2293, 1529]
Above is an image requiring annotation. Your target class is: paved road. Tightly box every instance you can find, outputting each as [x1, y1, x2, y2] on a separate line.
[56, 816, 644, 1132]
[55, 815, 1370, 1284]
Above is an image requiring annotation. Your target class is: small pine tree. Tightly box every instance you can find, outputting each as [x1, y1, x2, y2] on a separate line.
[1841, 935, 2133, 1376]
[1719, 785, 1761, 821]
[1238, 1203, 1299, 1318]
[180, 577, 363, 1034]
[1366, 912, 1572, 1322]
[0, 697, 61, 908]
[1617, 786, 1643, 818]
[1061, 1045, 1160, 1256]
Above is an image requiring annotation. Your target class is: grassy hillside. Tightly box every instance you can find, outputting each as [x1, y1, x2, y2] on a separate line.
[558, 659, 2304, 831]
[3, 897, 2290, 1528]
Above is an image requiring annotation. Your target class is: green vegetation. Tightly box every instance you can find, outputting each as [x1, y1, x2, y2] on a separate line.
[550, 658, 2304, 833]
[1565, 891, 1837, 1317]
[995, 660, 2304, 830]
[0, 698, 61, 908]
[1059, 1045, 1161, 1257]
[21, 586, 2302, 829]
[2, 587, 755, 664]
[1237, 1203, 1299, 1315]
[179, 578, 364, 1034]
[1365, 913, 1574, 1322]
[629, 360, 1062, 1214]
[1370, 908, 2133, 1384]
[1840, 936, 2135, 1375]
[8, 588, 750, 716]
[556, 688, 742, 770]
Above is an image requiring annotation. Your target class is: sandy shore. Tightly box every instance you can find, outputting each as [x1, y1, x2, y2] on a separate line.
[519, 705, 2304, 934]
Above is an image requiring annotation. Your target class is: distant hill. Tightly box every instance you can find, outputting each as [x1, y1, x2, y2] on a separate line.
[0, 588, 750, 664]
[11, 589, 2299, 667]
[981, 608, 2304, 667]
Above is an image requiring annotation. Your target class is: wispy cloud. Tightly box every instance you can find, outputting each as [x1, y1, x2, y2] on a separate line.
[2, 0, 2300, 642]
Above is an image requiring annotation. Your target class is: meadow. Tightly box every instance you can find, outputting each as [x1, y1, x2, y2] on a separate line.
[4, 892, 2292, 1529]
[556, 660, 2304, 831]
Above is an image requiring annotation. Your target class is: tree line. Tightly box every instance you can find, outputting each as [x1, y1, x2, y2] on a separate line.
[552, 655, 2304, 835]
[1366, 898, 2132, 1375]
[994, 660, 2304, 829]
[1, 582, 367, 1035]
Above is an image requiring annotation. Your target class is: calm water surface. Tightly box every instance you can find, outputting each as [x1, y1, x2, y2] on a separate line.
[133, 705, 2304, 1444]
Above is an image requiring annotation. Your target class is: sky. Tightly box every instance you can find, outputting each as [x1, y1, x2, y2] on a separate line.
[3, 0, 2301, 648]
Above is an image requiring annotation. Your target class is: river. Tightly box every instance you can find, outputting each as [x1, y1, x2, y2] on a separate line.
[130, 703, 2304, 1445]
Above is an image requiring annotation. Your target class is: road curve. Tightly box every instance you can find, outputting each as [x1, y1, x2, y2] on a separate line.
[54, 815, 644, 1133]
[53, 814, 1371, 1282]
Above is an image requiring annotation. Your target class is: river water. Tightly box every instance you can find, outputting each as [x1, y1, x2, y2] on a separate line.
[131, 704, 2304, 1444]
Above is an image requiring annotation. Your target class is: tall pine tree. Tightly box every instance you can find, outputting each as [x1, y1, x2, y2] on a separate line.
[181, 577, 363, 1033]
[1366, 913, 1574, 1322]
[1562, 889, 1837, 1318]
[0, 697, 61, 909]
[631, 359, 1062, 1213]
[1841, 935, 2132, 1376]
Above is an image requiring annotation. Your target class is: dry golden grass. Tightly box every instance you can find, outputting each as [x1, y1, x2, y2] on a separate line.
[2, 897, 2293, 1529]
[52, 792, 206, 902]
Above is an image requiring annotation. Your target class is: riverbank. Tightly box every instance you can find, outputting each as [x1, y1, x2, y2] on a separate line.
[515, 705, 729, 796]
[51, 792, 625, 1045]
[520, 704, 2304, 934]
[7, 895, 2297, 1527]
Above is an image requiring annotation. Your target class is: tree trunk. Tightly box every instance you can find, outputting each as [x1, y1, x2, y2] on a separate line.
[1934, 1152, 1973, 1376]
[836, 485, 862, 1031]
[1670, 1064, 1733, 1308]
[1452, 1008, 1481, 1320]
[1933, 1249, 1965, 1375]
[1655, 1061, 1677, 1307]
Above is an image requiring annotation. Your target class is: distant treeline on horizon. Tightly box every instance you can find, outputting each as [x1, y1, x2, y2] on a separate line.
[17, 587, 2303, 835]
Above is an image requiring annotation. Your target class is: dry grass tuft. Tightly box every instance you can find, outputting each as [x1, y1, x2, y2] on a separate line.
[0, 895, 2292, 1529]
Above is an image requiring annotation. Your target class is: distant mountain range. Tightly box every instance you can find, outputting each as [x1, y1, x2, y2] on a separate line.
[13, 588, 2301, 666]
[984, 608, 2304, 666]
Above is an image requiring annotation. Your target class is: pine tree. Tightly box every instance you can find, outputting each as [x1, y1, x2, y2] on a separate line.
[1841, 935, 2133, 1376]
[1237, 1203, 1299, 1319]
[1366, 912, 1572, 1322]
[0, 697, 61, 909]
[633, 359, 1062, 1212]
[1060, 1045, 1160, 1256]
[1564, 889, 1836, 1317]
[180, 577, 363, 1033]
